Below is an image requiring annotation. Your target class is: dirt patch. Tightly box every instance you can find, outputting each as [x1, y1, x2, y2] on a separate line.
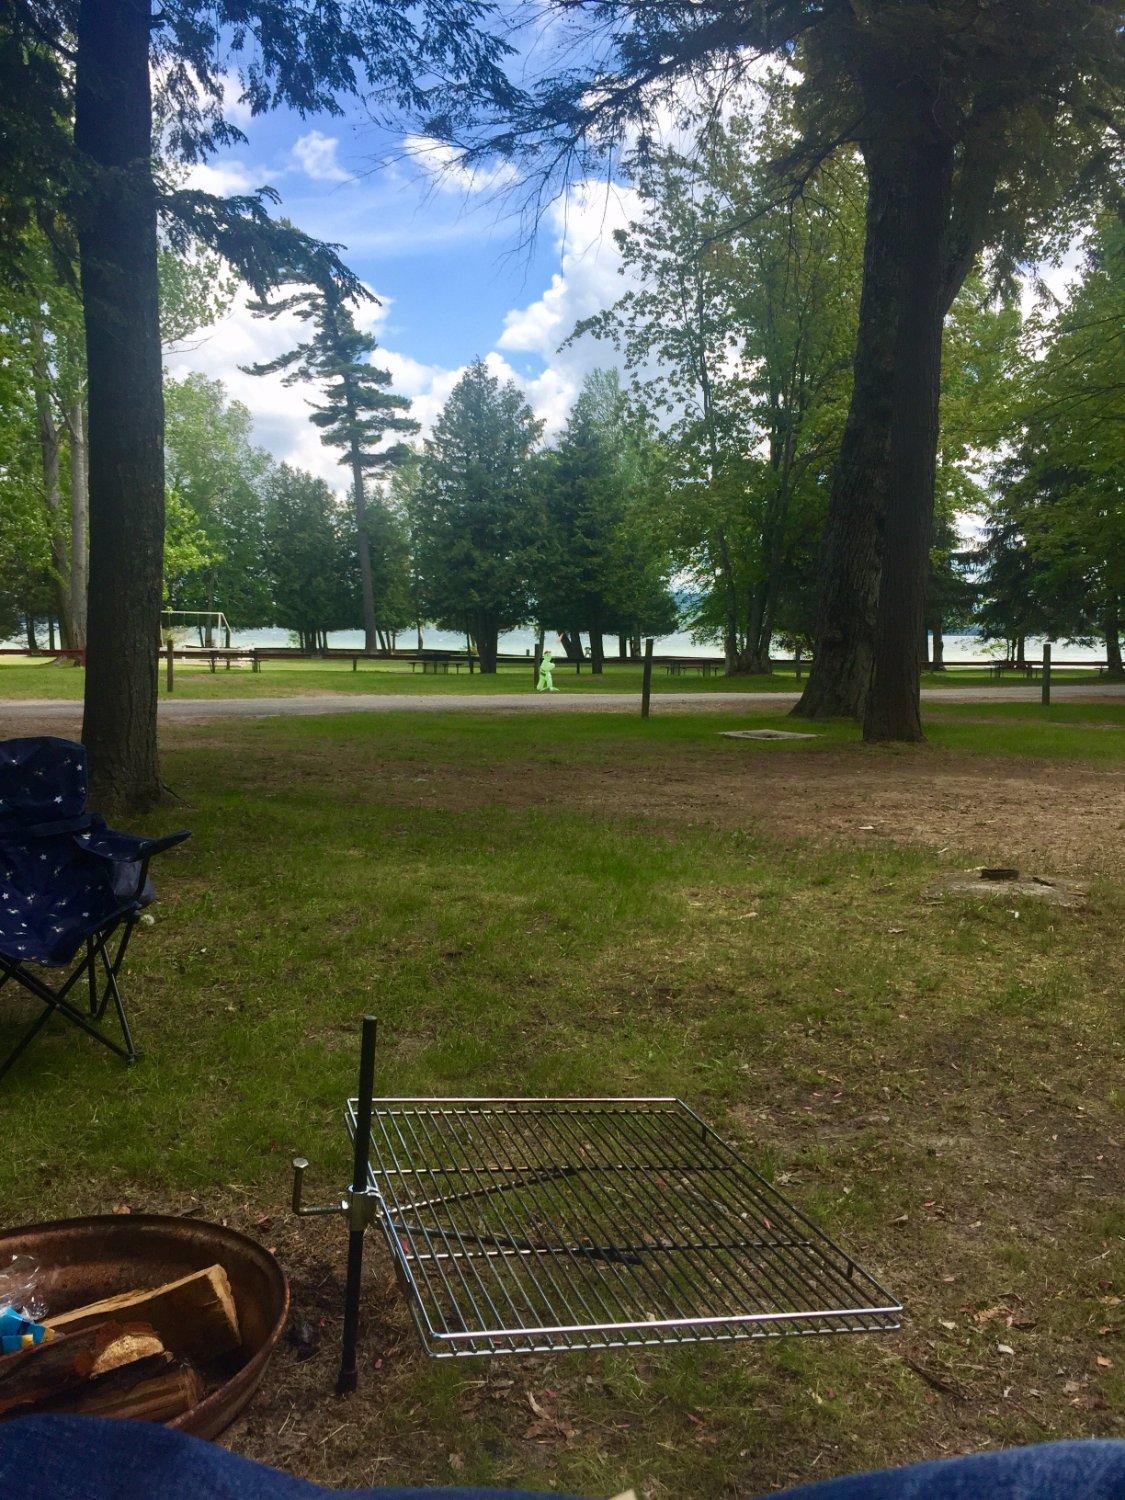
[220, 741, 1120, 877]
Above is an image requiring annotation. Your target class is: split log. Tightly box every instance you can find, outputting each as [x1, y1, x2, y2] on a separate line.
[0, 1321, 161, 1417]
[61, 1365, 202, 1422]
[45, 1264, 240, 1362]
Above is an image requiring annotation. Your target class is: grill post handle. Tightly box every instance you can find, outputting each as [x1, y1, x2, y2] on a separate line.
[337, 1015, 378, 1396]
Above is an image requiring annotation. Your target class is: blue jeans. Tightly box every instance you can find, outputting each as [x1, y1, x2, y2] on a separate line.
[1, 1418, 1123, 1499]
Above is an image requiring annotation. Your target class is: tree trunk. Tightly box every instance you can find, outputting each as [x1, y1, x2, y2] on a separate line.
[66, 399, 89, 649]
[31, 319, 75, 648]
[76, 0, 164, 809]
[617, 634, 627, 663]
[560, 631, 584, 663]
[349, 448, 379, 653]
[1015, 635, 1026, 669]
[864, 135, 953, 743]
[474, 618, 499, 673]
[26, 617, 39, 651]
[792, 141, 915, 721]
[931, 616, 945, 671]
[588, 628, 604, 675]
[1104, 599, 1122, 679]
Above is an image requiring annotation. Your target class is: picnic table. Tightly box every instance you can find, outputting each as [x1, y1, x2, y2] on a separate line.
[664, 658, 724, 678]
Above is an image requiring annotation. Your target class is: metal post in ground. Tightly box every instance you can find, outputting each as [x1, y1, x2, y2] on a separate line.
[165, 639, 174, 693]
[1041, 642, 1052, 706]
[641, 637, 654, 719]
[337, 1015, 377, 1396]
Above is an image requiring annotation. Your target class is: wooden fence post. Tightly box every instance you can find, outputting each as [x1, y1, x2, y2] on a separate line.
[165, 639, 174, 694]
[1041, 642, 1052, 706]
[641, 637, 654, 719]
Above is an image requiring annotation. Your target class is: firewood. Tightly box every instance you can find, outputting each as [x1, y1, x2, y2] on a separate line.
[45, 1264, 240, 1362]
[0, 1321, 153, 1417]
[20, 1353, 172, 1415]
[63, 1366, 203, 1422]
[90, 1322, 165, 1376]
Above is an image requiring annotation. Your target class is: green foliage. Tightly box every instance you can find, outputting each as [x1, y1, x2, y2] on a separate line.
[244, 283, 417, 480]
[410, 360, 543, 664]
[163, 373, 273, 626]
[575, 93, 863, 666]
[535, 369, 676, 654]
[261, 464, 357, 641]
[244, 278, 417, 645]
[978, 217, 1124, 653]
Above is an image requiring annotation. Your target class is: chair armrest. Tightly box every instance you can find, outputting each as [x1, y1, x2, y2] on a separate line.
[79, 828, 191, 862]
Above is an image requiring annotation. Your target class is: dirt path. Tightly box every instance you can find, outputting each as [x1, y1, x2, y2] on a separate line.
[2, 680, 1122, 735]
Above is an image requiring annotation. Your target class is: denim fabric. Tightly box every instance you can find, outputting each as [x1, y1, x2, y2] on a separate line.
[1, 1419, 1123, 1500]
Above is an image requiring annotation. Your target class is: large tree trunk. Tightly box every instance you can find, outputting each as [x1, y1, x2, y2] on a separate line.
[1105, 598, 1123, 680]
[791, 141, 908, 721]
[931, 616, 945, 671]
[559, 630, 584, 663]
[66, 399, 89, 650]
[348, 450, 379, 653]
[588, 627, 604, 675]
[473, 617, 499, 673]
[864, 136, 953, 742]
[76, 0, 164, 809]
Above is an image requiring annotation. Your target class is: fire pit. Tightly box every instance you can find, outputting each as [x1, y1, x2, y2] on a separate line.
[0, 1215, 288, 1438]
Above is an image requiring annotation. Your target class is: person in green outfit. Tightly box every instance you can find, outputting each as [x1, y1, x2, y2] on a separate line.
[536, 647, 557, 692]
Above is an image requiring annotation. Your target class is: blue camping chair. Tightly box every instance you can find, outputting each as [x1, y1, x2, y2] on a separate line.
[0, 737, 189, 1083]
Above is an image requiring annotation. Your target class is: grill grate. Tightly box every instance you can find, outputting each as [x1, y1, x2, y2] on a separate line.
[347, 1096, 902, 1358]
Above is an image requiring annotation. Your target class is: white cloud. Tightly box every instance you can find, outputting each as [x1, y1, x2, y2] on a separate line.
[289, 131, 352, 183]
[183, 160, 260, 197]
[165, 283, 395, 490]
[219, 71, 254, 128]
[403, 135, 519, 196]
[497, 179, 645, 434]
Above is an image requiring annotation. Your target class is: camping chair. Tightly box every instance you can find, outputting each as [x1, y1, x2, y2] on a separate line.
[0, 737, 189, 1083]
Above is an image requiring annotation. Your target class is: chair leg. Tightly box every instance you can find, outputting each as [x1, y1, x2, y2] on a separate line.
[0, 1000, 57, 1085]
[0, 922, 141, 1082]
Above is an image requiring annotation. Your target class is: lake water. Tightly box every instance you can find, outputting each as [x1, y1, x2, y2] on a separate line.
[211, 626, 1101, 662]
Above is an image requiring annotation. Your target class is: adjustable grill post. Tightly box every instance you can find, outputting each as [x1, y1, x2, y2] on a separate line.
[337, 1014, 377, 1395]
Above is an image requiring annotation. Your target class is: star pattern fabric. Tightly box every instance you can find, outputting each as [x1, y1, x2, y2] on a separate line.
[0, 738, 189, 967]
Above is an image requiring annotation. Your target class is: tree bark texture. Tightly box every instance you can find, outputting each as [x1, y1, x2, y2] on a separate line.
[791, 139, 910, 720]
[864, 135, 954, 742]
[348, 448, 379, 654]
[472, 615, 499, 673]
[76, 0, 163, 808]
[930, 617, 945, 670]
[66, 399, 89, 649]
[1105, 599, 1123, 680]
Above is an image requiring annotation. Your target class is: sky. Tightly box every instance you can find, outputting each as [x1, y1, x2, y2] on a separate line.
[164, 75, 1089, 507]
[166, 86, 644, 490]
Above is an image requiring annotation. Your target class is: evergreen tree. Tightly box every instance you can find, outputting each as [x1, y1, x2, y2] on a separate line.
[410, 360, 543, 672]
[262, 465, 355, 649]
[4, 0, 511, 806]
[245, 283, 417, 652]
[450, 0, 1120, 739]
[536, 370, 674, 672]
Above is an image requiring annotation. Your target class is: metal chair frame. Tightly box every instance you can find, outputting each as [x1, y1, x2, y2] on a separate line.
[0, 862, 153, 1084]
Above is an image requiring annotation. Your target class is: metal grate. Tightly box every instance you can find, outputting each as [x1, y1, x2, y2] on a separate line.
[346, 1096, 902, 1358]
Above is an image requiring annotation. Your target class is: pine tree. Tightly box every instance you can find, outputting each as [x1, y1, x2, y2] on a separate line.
[245, 283, 418, 653]
[410, 360, 542, 672]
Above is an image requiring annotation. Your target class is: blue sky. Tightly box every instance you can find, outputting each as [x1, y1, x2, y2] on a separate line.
[167, 85, 641, 486]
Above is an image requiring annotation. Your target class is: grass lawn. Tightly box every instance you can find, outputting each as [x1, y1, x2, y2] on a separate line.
[0, 704, 1121, 1495]
[0, 654, 1113, 700]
